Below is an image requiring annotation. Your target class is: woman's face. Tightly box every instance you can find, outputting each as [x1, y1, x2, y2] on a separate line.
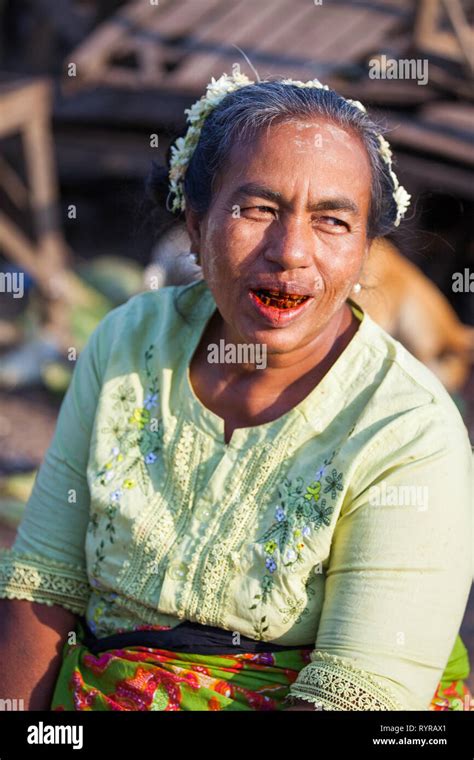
[186, 118, 372, 354]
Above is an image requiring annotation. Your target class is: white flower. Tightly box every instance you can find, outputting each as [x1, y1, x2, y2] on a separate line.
[346, 98, 367, 113]
[393, 185, 411, 226]
[377, 135, 393, 163]
[281, 78, 329, 90]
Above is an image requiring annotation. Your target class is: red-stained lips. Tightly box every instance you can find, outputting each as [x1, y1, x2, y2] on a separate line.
[248, 289, 314, 326]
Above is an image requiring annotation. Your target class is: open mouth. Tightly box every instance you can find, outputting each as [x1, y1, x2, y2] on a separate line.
[251, 289, 310, 310]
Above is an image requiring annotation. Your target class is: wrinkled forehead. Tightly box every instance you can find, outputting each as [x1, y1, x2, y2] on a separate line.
[212, 117, 373, 203]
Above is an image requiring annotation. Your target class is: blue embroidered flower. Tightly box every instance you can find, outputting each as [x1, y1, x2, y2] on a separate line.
[111, 446, 120, 457]
[110, 489, 122, 502]
[275, 506, 285, 522]
[302, 525, 311, 537]
[145, 452, 158, 464]
[265, 557, 277, 573]
[144, 392, 158, 410]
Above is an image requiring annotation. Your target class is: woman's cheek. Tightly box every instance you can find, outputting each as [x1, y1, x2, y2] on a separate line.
[319, 235, 365, 275]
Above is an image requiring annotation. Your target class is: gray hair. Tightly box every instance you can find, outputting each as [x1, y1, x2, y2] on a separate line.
[183, 79, 398, 239]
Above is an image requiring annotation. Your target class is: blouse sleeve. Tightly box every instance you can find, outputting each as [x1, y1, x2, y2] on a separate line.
[0, 309, 115, 616]
[286, 403, 473, 711]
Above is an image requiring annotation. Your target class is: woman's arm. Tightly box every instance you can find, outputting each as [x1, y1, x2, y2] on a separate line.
[0, 309, 119, 708]
[285, 404, 473, 710]
[0, 599, 77, 710]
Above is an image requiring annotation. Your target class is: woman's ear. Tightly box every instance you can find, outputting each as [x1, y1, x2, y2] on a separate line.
[185, 207, 202, 256]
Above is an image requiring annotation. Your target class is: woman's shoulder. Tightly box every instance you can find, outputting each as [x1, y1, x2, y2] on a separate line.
[357, 308, 471, 449]
[89, 278, 211, 357]
[102, 278, 208, 329]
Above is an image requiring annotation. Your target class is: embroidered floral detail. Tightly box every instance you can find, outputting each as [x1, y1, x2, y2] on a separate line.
[129, 407, 151, 429]
[311, 500, 334, 529]
[90, 345, 165, 577]
[101, 418, 127, 439]
[104, 503, 118, 542]
[0, 550, 90, 615]
[89, 592, 119, 635]
[247, 451, 344, 630]
[112, 381, 136, 411]
[323, 468, 344, 499]
[278, 572, 318, 625]
[278, 594, 308, 625]
[286, 651, 404, 710]
[255, 464, 341, 574]
[248, 572, 275, 634]
[88, 513, 99, 536]
[92, 540, 106, 577]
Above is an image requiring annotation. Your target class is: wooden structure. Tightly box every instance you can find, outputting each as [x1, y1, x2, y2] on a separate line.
[56, 0, 474, 205]
[62, 0, 416, 94]
[0, 79, 69, 299]
[415, 0, 474, 73]
[0, 78, 79, 353]
[0, 79, 109, 352]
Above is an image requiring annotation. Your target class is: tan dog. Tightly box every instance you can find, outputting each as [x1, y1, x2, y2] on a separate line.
[144, 229, 474, 393]
[356, 238, 474, 393]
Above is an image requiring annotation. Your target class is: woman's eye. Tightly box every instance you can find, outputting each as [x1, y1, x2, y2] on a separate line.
[315, 216, 349, 231]
[241, 205, 277, 219]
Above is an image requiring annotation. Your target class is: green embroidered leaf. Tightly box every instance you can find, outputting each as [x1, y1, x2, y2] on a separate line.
[275, 521, 292, 554]
[257, 521, 286, 545]
[136, 458, 150, 496]
[123, 457, 140, 477]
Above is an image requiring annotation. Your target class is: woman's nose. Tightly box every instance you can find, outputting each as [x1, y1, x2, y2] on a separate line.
[264, 216, 314, 270]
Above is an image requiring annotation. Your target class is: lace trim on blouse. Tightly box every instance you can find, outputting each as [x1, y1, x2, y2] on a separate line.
[286, 651, 404, 710]
[0, 549, 90, 615]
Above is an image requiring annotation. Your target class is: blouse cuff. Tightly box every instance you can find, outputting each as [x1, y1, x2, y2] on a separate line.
[285, 651, 404, 711]
[0, 549, 90, 616]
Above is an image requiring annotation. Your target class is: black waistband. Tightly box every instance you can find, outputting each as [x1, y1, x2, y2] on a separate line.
[79, 618, 313, 655]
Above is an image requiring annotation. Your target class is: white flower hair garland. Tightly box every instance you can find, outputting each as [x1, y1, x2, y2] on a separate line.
[167, 72, 411, 226]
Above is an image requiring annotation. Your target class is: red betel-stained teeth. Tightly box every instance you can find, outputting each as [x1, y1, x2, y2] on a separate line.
[253, 289, 309, 309]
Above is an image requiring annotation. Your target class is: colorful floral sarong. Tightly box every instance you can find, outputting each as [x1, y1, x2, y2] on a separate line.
[51, 619, 312, 711]
[50, 620, 473, 711]
[429, 634, 473, 711]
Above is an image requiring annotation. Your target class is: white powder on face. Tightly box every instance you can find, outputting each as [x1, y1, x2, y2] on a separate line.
[199, 215, 222, 289]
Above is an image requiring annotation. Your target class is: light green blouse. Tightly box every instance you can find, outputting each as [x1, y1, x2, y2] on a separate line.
[0, 278, 472, 711]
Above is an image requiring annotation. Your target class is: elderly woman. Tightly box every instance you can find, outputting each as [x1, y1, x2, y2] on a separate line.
[0, 74, 472, 712]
